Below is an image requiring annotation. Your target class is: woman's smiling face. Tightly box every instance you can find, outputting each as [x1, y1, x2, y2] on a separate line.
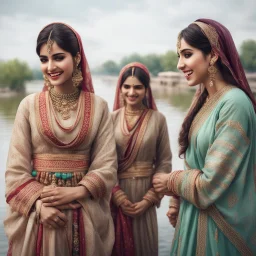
[177, 38, 211, 87]
[39, 41, 75, 89]
[121, 76, 146, 108]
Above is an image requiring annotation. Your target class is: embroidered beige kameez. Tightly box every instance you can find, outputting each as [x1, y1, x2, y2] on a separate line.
[112, 108, 172, 256]
[4, 92, 117, 256]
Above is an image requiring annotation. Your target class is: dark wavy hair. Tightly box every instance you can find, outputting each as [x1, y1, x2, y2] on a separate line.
[178, 24, 237, 158]
[36, 23, 79, 57]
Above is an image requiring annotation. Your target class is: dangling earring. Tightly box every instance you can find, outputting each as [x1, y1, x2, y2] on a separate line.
[43, 74, 53, 90]
[72, 64, 83, 88]
[208, 60, 217, 87]
[120, 92, 126, 107]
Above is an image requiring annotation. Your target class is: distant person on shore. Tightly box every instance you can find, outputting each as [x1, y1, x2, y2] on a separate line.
[153, 18, 256, 255]
[111, 62, 172, 256]
[4, 22, 117, 256]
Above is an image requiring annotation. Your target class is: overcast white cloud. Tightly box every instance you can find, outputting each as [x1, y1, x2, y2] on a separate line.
[0, 0, 255, 69]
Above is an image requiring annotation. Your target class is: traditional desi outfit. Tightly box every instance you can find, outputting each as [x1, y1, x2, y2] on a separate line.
[168, 19, 256, 256]
[111, 62, 172, 256]
[4, 23, 117, 256]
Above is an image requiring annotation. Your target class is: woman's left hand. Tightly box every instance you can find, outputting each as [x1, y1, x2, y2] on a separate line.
[130, 199, 151, 217]
[152, 173, 170, 194]
[40, 186, 88, 207]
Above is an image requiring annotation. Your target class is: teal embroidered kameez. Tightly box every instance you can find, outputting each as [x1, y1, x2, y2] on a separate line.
[170, 87, 256, 256]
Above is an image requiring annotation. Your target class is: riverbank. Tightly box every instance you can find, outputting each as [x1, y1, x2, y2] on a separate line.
[1, 72, 256, 98]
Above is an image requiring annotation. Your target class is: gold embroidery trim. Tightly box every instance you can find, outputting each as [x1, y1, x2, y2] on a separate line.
[254, 165, 256, 192]
[215, 228, 218, 243]
[33, 153, 89, 161]
[118, 162, 153, 179]
[169, 196, 180, 209]
[227, 192, 238, 208]
[189, 86, 233, 141]
[207, 149, 232, 161]
[79, 172, 106, 198]
[184, 159, 190, 170]
[170, 170, 201, 207]
[8, 181, 44, 217]
[216, 120, 250, 145]
[207, 205, 253, 256]
[210, 139, 243, 158]
[33, 153, 90, 172]
[112, 189, 128, 206]
[177, 236, 182, 256]
[193, 21, 220, 50]
[196, 210, 208, 256]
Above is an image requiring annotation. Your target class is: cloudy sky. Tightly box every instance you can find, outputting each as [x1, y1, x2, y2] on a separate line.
[0, 0, 255, 69]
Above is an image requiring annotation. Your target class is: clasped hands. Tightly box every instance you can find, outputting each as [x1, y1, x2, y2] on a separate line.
[38, 186, 88, 229]
[120, 199, 151, 217]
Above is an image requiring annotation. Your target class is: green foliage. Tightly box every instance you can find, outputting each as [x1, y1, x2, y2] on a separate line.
[97, 50, 178, 76]
[0, 59, 33, 91]
[160, 51, 178, 72]
[240, 40, 256, 72]
[119, 53, 144, 68]
[143, 54, 163, 76]
[101, 60, 120, 75]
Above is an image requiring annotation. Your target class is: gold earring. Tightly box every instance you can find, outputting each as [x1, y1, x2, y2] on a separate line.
[208, 60, 217, 87]
[120, 92, 126, 107]
[72, 65, 83, 88]
[43, 74, 54, 90]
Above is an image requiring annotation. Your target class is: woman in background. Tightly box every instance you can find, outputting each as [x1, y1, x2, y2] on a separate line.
[4, 22, 117, 256]
[111, 62, 172, 256]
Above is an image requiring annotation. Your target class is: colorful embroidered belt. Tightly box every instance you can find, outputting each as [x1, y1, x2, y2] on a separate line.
[118, 162, 154, 179]
[32, 154, 90, 186]
[33, 153, 90, 172]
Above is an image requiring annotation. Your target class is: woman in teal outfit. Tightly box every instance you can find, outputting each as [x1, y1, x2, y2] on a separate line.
[153, 19, 256, 255]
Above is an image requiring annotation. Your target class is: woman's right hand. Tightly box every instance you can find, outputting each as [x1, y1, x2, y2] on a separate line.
[40, 204, 68, 229]
[120, 199, 135, 217]
[166, 207, 179, 228]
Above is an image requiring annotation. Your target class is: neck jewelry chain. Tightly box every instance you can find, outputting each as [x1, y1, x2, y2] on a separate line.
[49, 88, 80, 120]
[125, 106, 145, 131]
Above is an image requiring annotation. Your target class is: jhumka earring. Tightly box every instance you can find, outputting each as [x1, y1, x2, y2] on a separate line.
[208, 60, 217, 87]
[43, 74, 54, 90]
[72, 63, 83, 88]
[47, 30, 54, 54]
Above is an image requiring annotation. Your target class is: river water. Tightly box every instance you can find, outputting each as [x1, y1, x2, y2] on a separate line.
[0, 76, 194, 256]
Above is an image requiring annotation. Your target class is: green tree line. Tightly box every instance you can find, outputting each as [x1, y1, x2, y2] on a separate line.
[93, 51, 178, 76]
[94, 39, 256, 76]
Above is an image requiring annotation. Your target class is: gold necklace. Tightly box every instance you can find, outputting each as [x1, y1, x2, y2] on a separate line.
[49, 88, 80, 120]
[125, 106, 146, 131]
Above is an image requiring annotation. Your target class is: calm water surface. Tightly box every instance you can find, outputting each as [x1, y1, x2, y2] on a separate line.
[0, 77, 194, 256]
